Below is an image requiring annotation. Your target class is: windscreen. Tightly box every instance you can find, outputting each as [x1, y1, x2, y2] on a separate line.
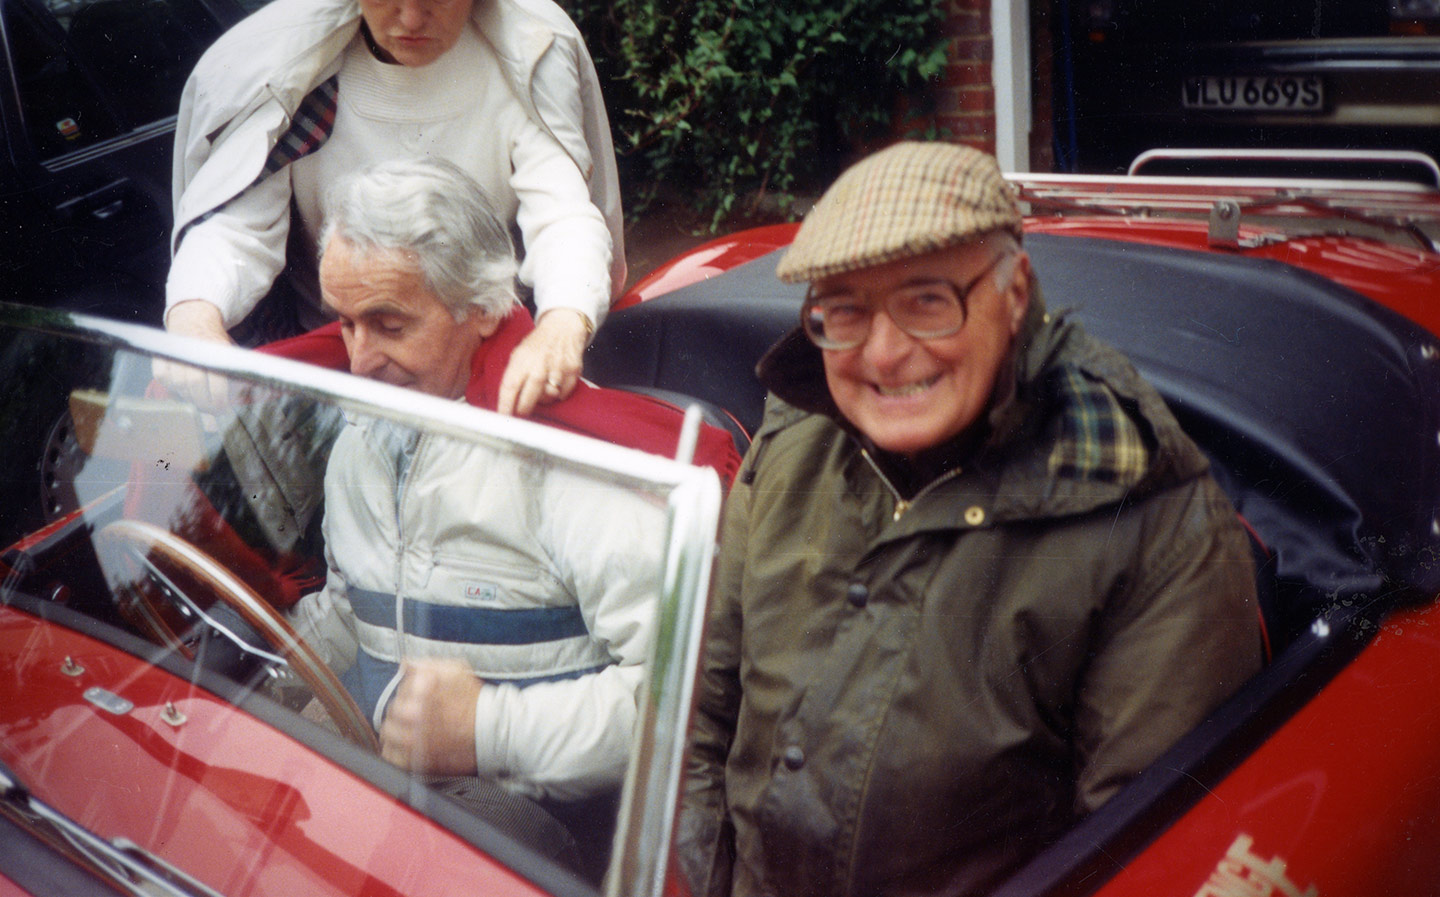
[0, 311, 716, 897]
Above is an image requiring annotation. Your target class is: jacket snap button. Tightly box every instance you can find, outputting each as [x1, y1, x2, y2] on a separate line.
[782, 745, 805, 770]
[846, 582, 869, 608]
[964, 506, 986, 526]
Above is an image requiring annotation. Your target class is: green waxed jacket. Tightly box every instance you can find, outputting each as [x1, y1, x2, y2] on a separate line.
[678, 301, 1264, 897]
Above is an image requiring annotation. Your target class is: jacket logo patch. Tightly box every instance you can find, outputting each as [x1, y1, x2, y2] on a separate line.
[463, 582, 501, 606]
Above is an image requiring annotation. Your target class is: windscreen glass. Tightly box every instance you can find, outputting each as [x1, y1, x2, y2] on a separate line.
[0, 314, 702, 897]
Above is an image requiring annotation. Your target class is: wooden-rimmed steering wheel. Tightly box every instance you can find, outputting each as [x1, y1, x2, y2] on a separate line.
[95, 519, 379, 752]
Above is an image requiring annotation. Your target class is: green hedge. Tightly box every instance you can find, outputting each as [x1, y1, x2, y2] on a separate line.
[561, 0, 948, 227]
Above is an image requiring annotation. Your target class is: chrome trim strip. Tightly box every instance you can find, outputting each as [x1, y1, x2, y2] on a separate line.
[40, 117, 178, 172]
[1126, 147, 1440, 185]
[22, 305, 703, 493]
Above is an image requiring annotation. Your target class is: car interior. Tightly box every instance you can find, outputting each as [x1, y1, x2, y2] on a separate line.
[5, 0, 226, 159]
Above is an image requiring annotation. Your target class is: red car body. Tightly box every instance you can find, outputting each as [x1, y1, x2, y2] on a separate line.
[3, 163, 1439, 897]
[1, 605, 550, 897]
[1002, 175, 1440, 896]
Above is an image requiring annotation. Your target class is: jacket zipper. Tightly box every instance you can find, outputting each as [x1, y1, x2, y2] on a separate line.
[858, 448, 966, 522]
[392, 432, 425, 662]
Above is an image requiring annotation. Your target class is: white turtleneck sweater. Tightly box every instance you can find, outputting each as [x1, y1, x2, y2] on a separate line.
[166, 25, 611, 333]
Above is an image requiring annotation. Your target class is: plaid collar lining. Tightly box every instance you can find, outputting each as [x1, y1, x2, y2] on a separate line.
[1046, 364, 1150, 486]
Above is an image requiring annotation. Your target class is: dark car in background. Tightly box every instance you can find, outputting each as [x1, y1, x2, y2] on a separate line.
[0, 0, 266, 323]
[1057, 0, 1440, 174]
[0, 0, 270, 531]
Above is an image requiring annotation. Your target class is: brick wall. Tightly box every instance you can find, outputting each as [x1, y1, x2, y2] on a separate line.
[873, 1, 1056, 171]
[937, 0, 998, 156]
[921, 0, 1055, 172]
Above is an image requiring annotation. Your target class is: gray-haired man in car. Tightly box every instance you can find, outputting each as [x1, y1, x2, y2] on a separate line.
[678, 142, 1263, 896]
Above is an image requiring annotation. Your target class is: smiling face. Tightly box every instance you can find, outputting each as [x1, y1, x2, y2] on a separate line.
[817, 241, 1031, 459]
[320, 236, 498, 399]
[359, 0, 473, 67]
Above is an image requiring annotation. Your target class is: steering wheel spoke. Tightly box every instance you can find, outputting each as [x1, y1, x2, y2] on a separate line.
[95, 520, 379, 752]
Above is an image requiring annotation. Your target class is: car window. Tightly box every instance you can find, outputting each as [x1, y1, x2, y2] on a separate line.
[5, 0, 228, 159]
[0, 307, 721, 897]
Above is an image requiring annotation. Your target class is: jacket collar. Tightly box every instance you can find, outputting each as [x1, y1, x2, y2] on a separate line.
[200, 0, 559, 118]
[475, 0, 557, 123]
[175, 0, 564, 236]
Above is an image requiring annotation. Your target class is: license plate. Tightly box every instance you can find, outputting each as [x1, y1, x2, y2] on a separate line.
[1181, 75, 1324, 112]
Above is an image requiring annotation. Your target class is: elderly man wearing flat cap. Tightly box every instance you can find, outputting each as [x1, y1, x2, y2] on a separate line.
[678, 142, 1263, 897]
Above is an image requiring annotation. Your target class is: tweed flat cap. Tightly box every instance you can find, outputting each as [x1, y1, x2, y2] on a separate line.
[776, 141, 1023, 283]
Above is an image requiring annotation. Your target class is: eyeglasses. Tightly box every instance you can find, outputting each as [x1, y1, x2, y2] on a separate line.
[801, 253, 1011, 351]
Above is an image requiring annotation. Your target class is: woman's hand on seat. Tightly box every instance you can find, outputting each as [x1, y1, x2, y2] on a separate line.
[496, 308, 589, 416]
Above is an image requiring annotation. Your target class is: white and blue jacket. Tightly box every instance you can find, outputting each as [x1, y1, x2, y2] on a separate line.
[290, 416, 663, 800]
